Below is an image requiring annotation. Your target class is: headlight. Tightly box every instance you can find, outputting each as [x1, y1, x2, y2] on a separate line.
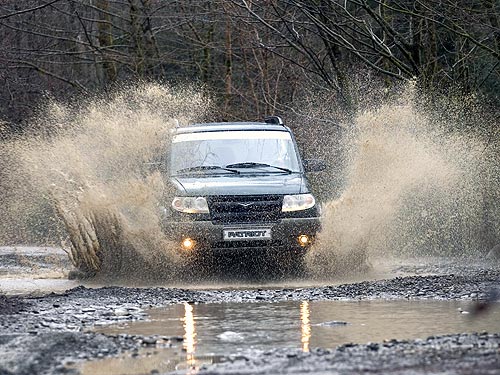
[282, 193, 316, 212]
[172, 196, 209, 213]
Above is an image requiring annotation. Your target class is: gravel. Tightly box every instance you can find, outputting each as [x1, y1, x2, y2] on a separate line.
[0, 295, 27, 315]
[192, 333, 500, 375]
[0, 259, 499, 375]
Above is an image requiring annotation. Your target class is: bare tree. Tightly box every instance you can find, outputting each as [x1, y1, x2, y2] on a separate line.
[0, 0, 498, 124]
[229, 0, 499, 106]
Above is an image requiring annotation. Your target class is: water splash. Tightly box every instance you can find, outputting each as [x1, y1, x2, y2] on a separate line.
[1, 83, 211, 281]
[305, 86, 499, 278]
[1, 81, 497, 282]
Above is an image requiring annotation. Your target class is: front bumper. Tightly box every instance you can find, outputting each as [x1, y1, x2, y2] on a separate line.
[162, 217, 321, 254]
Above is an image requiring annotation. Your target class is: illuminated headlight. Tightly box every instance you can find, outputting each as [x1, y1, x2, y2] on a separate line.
[172, 197, 209, 213]
[282, 193, 316, 212]
[181, 237, 196, 251]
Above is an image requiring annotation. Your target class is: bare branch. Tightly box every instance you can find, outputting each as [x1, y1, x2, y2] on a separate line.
[0, 0, 61, 20]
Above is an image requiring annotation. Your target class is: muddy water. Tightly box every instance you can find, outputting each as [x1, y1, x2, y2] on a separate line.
[2, 83, 498, 282]
[0, 244, 411, 296]
[0, 246, 79, 295]
[81, 300, 500, 374]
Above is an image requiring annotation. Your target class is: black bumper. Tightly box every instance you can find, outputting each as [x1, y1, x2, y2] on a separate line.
[162, 217, 321, 254]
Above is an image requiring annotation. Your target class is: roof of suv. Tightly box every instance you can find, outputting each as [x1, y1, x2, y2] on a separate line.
[175, 122, 290, 134]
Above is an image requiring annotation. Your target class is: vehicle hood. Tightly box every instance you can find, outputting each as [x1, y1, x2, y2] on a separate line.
[171, 173, 308, 196]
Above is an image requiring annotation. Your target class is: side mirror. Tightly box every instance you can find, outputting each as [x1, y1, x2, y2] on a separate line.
[303, 158, 326, 173]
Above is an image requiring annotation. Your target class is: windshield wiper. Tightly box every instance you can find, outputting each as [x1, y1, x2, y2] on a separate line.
[225, 162, 292, 174]
[175, 165, 239, 174]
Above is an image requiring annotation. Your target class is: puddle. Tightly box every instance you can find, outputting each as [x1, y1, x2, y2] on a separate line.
[0, 246, 77, 295]
[0, 278, 79, 296]
[81, 300, 500, 374]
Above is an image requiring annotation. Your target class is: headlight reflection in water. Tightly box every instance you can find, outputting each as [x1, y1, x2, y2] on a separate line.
[180, 300, 312, 372]
[182, 303, 197, 372]
[300, 301, 311, 352]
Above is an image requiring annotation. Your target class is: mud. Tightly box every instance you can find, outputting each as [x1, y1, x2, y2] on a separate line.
[0, 246, 70, 278]
[80, 298, 500, 374]
[0, 295, 26, 315]
[0, 255, 499, 375]
[195, 333, 500, 375]
[0, 332, 139, 375]
[305, 96, 499, 276]
[0, 80, 499, 373]
[1, 83, 210, 280]
[2, 83, 498, 283]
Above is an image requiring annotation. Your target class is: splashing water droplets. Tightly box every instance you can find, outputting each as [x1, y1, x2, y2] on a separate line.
[1, 83, 211, 281]
[0, 82, 498, 282]
[305, 97, 498, 278]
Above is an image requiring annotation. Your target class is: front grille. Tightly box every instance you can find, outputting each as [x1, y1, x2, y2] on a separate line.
[208, 195, 283, 224]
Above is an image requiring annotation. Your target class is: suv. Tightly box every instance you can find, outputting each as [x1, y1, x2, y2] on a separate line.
[160, 117, 323, 273]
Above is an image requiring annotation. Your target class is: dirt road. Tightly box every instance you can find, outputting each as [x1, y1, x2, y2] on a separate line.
[0, 247, 499, 375]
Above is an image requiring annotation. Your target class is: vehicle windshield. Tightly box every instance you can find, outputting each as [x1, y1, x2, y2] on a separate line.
[170, 130, 301, 175]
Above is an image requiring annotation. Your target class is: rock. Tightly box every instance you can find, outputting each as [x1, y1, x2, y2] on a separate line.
[114, 308, 129, 316]
[316, 321, 350, 327]
[142, 337, 158, 345]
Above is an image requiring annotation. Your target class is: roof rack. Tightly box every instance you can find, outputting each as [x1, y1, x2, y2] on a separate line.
[264, 116, 284, 125]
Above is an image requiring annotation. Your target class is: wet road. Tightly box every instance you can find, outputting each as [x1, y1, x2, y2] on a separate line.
[0, 246, 499, 375]
[0, 245, 487, 295]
